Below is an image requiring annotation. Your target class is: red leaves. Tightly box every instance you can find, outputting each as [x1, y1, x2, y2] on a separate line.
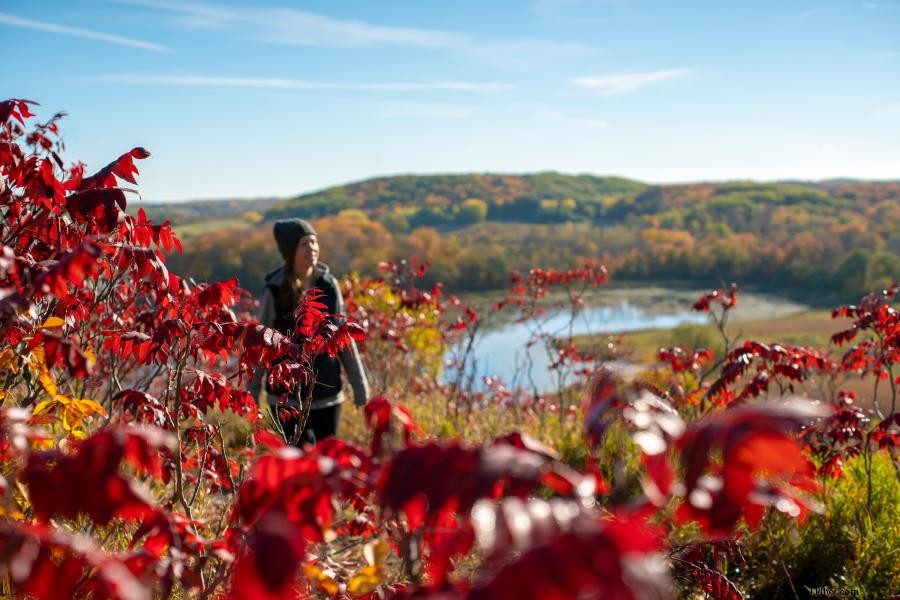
[133, 207, 182, 252]
[188, 369, 260, 423]
[364, 395, 422, 455]
[6, 100, 900, 600]
[77, 147, 151, 191]
[29, 331, 93, 377]
[290, 287, 364, 361]
[693, 283, 738, 312]
[33, 241, 102, 298]
[706, 341, 833, 406]
[676, 400, 827, 536]
[658, 346, 714, 373]
[0, 522, 151, 600]
[197, 278, 242, 308]
[201, 322, 295, 376]
[466, 516, 670, 600]
[377, 441, 556, 531]
[498, 261, 609, 313]
[871, 412, 899, 452]
[584, 370, 685, 455]
[295, 287, 329, 338]
[0, 99, 37, 126]
[801, 390, 869, 478]
[24, 427, 175, 525]
[235, 442, 371, 541]
[830, 285, 900, 387]
[229, 511, 305, 600]
[103, 330, 154, 363]
[66, 187, 127, 234]
[469, 497, 595, 560]
[113, 390, 169, 427]
[129, 511, 208, 595]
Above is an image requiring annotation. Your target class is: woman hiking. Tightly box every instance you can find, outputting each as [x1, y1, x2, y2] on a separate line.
[250, 218, 370, 445]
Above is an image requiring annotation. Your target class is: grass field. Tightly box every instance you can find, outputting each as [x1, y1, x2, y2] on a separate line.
[174, 217, 255, 238]
[571, 310, 897, 410]
[612, 309, 841, 362]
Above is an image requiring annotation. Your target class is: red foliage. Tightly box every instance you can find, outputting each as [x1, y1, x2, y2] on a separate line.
[24, 427, 175, 525]
[77, 147, 151, 191]
[467, 516, 668, 600]
[676, 401, 827, 536]
[0, 522, 150, 600]
[692, 284, 738, 312]
[4, 98, 898, 600]
[658, 346, 714, 373]
[707, 341, 833, 406]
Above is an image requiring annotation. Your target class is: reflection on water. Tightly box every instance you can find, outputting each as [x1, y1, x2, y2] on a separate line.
[443, 289, 808, 394]
[444, 301, 708, 393]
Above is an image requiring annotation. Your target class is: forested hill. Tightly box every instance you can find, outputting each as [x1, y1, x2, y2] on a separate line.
[262, 172, 899, 234]
[264, 173, 648, 229]
[156, 173, 900, 303]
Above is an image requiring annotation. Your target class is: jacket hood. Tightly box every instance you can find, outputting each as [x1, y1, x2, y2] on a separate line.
[264, 262, 331, 287]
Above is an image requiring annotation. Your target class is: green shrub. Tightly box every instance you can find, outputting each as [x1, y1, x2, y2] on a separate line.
[736, 452, 900, 599]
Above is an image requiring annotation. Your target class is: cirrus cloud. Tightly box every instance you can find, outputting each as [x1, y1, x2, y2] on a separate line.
[568, 68, 694, 95]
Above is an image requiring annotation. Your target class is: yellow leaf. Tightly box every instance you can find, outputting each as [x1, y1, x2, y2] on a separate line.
[62, 403, 82, 431]
[0, 505, 26, 519]
[37, 367, 57, 397]
[0, 348, 18, 374]
[305, 564, 339, 596]
[32, 399, 56, 416]
[363, 539, 390, 567]
[30, 436, 54, 451]
[0, 389, 7, 402]
[348, 565, 384, 596]
[40, 316, 65, 329]
[83, 347, 97, 367]
[74, 398, 105, 416]
[15, 480, 30, 509]
[27, 346, 45, 371]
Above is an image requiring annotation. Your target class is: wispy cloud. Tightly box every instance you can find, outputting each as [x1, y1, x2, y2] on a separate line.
[568, 69, 693, 95]
[786, 5, 846, 19]
[371, 102, 476, 119]
[534, 106, 608, 128]
[457, 39, 595, 68]
[532, 0, 634, 15]
[117, 0, 458, 47]
[0, 11, 167, 51]
[116, 0, 594, 61]
[97, 74, 514, 93]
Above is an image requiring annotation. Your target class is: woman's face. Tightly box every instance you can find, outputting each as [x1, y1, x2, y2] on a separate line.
[293, 234, 319, 273]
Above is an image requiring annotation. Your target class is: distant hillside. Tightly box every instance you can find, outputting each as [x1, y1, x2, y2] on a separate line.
[261, 173, 900, 235]
[265, 172, 648, 231]
[133, 197, 281, 226]
[158, 173, 899, 303]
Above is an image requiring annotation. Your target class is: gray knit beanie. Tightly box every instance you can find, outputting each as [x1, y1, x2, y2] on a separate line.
[273, 218, 317, 261]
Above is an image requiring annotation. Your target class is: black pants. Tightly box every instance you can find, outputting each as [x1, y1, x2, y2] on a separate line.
[278, 404, 342, 446]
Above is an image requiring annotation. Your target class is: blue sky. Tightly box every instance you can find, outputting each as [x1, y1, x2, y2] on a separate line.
[3, 0, 900, 201]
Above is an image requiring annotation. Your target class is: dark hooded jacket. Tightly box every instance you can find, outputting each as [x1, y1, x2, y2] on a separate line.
[249, 262, 369, 409]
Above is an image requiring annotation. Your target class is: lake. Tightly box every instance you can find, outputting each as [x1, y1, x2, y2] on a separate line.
[443, 286, 808, 393]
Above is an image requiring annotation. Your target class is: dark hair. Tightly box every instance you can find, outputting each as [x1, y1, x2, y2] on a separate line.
[276, 258, 303, 322]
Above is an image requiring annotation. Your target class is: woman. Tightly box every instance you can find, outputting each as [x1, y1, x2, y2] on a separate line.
[250, 218, 369, 445]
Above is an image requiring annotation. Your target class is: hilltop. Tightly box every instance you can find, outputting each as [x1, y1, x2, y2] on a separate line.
[148, 173, 899, 302]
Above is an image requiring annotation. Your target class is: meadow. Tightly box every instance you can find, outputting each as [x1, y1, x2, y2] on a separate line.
[1, 99, 898, 600]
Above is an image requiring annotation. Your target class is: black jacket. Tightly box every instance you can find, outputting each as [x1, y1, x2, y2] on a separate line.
[250, 262, 370, 408]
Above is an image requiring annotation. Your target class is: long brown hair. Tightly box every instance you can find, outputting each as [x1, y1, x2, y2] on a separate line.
[276, 257, 306, 320]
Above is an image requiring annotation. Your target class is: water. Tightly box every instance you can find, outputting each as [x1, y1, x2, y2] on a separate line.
[443, 287, 808, 394]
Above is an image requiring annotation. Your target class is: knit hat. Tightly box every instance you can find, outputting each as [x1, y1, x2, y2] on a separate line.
[273, 218, 317, 260]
